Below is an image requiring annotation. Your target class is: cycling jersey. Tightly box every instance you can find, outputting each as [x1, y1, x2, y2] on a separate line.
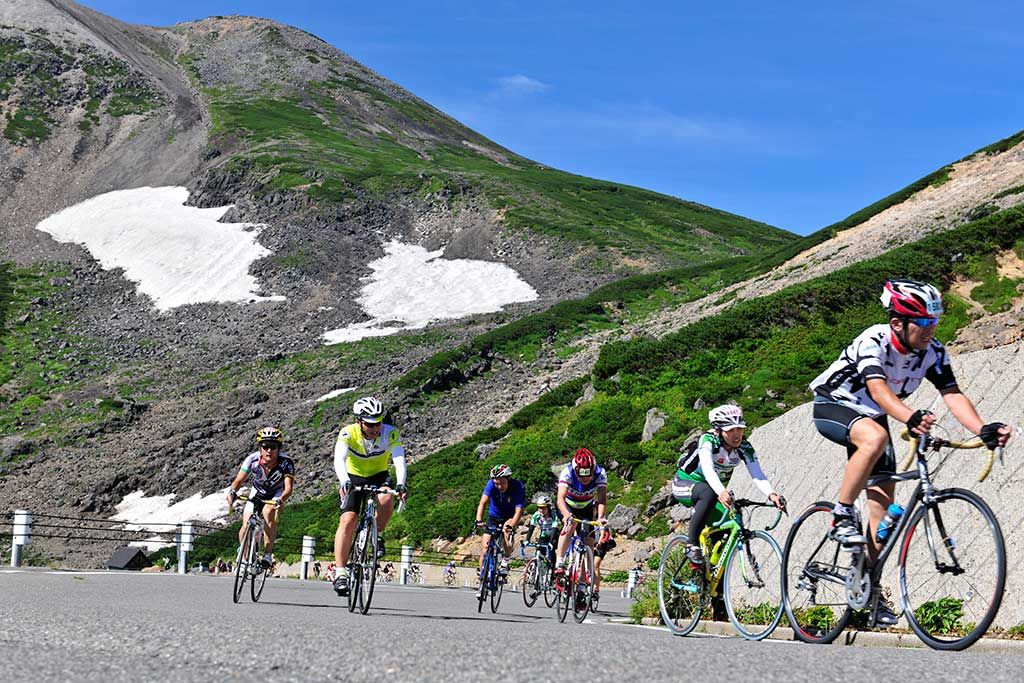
[675, 432, 773, 496]
[557, 464, 608, 510]
[809, 324, 958, 417]
[482, 478, 526, 520]
[238, 452, 295, 499]
[528, 510, 561, 538]
[333, 422, 407, 486]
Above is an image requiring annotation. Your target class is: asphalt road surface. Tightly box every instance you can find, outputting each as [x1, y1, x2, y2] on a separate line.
[2, 568, 1022, 682]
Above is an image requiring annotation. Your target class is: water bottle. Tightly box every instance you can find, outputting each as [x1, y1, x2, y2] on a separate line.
[709, 538, 725, 565]
[875, 503, 905, 543]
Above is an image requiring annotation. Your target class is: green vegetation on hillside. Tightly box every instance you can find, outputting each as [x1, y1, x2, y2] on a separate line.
[1, 31, 163, 144]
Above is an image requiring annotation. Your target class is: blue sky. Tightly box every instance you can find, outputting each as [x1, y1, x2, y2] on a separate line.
[80, 1, 1024, 235]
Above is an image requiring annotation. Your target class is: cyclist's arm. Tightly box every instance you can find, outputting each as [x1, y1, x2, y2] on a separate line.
[941, 390, 985, 436]
[392, 445, 407, 487]
[697, 440, 727, 494]
[744, 458, 775, 497]
[595, 485, 607, 521]
[475, 494, 489, 524]
[279, 475, 294, 504]
[556, 483, 572, 521]
[507, 506, 524, 529]
[333, 437, 351, 489]
[226, 469, 247, 496]
[865, 377, 922, 426]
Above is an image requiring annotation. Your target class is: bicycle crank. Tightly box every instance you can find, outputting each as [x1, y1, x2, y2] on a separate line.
[844, 551, 871, 610]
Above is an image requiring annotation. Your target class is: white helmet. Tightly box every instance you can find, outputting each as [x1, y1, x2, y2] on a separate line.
[535, 494, 552, 507]
[880, 279, 943, 319]
[353, 396, 384, 423]
[709, 404, 746, 431]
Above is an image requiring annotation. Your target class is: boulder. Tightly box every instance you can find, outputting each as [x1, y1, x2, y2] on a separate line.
[641, 408, 668, 442]
[693, 398, 706, 410]
[607, 505, 639, 532]
[0, 436, 33, 462]
[646, 482, 674, 516]
[475, 443, 499, 459]
[575, 382, 596, 406]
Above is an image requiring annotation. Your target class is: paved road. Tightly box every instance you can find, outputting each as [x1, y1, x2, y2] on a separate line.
[1, 568, 1023, 682]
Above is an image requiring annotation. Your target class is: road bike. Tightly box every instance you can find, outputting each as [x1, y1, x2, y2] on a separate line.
[232, 496, 278, 604]
[658, 498, 785, 640]
[475, 522, 510, 613]
[782, 430, 1007, 650]
[443, 567, 459, 587]
[555, 517, 604, 624]
[346, 485, 400, 615]
[520, 540, 557, 608]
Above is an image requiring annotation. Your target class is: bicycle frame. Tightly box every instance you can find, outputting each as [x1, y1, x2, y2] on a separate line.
[693, 501, 781, 598]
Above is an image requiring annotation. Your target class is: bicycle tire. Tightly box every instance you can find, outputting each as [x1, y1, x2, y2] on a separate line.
[723, 529, 784, 640]
[522, 559, 539, 608]
[232, 524, 252, 604]
[250, 526, 268, 602]
[348, 521, 365, 613]
[900, 488, 1006, 650]
[359, 516, 379, 615]
[555, 556, 571, 623]
[543, 558, 557, 608]
[573, 546, 594, 623]
[657, 535, 704, 636]
[490, 555, 504, 613]
[781, 502, 852, 644]
[477, 547, 491, 613]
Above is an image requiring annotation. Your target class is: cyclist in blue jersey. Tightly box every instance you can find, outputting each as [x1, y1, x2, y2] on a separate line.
[226, 427, 295, 569]
[475, 463, 526, 578]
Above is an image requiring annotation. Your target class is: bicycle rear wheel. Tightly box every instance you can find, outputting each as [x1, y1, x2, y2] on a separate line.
[232, 525, 253, 604]
[657, 536, 705, 636]
[250, 528, 268, 602]
[573, 547, 594, 624]
[359, 517, 379, 615]
[522, 559, 539, 608]
[900, 488, 1006, 651]
[782, 502, 852, 644]
[723, 530, 784, 640]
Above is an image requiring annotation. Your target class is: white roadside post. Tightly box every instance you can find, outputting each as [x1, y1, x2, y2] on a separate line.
[176, 522, 194, 575]
[400, 544, 413, 584]
[300, 535, 315, 580]
[625, 569, 638, 599]
[11, 509, 32, 568]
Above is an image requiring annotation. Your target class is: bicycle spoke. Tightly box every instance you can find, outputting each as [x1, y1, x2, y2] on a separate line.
[900, 489, 1005, 650]
[724, 531, 783, 640]
[657, 537, 705, 636]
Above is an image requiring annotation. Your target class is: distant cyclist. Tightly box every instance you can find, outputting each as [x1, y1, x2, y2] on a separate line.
[332, 396, 408, 596]
[554, 448, 608, 579]
[226, 427, 295, 569]
[475, 463, 526, 579]
[672, 405, 785, 567]
[523, 494, 560, 569]
[809, 279, 1011, 625]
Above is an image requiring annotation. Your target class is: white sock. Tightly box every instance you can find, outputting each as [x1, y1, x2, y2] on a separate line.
[834, 503, 856, 518]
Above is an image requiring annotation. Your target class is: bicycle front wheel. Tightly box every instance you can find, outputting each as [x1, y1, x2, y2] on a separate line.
[359, 517, 379, 615]
[900, 488, 1006, 651]
[723, 530, 784, 640]
[232, 525, 252, 604]
[657, 536, 705, 636]
[543, 559, 557, 608]
[522, 559, 539, 608]
[573, 546, 594, 624]
[490, 559, 504, 613]
[250, 529, 268, 602]
[477, 549, 491, 613]
[782, 502, 852, 644]
[555, 561, 571, 623]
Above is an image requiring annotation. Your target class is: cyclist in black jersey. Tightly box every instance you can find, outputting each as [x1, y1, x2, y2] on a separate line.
[809, 279, 1011, 625]
[226, 427, 295, 569]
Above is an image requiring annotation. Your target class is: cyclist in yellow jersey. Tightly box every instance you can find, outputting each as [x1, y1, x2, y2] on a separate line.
[331, 396, 408, 595]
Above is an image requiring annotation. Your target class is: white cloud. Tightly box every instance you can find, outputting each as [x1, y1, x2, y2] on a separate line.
[496, 74, 552, 96]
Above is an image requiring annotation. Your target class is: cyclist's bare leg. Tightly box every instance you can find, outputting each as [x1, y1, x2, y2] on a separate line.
[865, 481, 896, 562]
[262, 503, 282, 554]
[837, 418, 889, 507]
[335, 510, 358, 566]
[238, 509, 252, 546]
[375, 493, 394, 532]
[595, 554, 603, 592]
[479, 532, 492, 573]
[556, 521, 574, 565]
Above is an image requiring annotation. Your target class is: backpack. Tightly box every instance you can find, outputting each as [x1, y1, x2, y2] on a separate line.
[676, 438, 700, 471]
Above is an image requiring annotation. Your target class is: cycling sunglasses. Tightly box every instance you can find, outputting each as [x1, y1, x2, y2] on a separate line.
[908, 316, 939, 328]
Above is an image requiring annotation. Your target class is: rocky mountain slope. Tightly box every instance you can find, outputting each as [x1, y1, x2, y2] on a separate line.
[0, 0, 797, 558]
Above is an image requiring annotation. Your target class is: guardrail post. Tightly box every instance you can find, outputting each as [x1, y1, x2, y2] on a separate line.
[11, 509, 31, 568]
[400, 544, 413, 584]
[176, 522, 194, 575]
[624, 569, 638, 599]
[300, 535, 315, 580]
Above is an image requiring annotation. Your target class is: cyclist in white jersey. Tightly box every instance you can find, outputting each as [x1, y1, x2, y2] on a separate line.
[809, 279, 1011, 625]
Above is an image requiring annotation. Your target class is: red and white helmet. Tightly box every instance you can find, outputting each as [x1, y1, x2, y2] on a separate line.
[880, 279, 943, 319]
[709, 404, 746, 431]
[573, 448, 596, 477]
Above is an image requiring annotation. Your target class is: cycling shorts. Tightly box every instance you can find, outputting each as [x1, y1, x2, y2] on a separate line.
[812, 397, 896, 476]
[340, 471, 391, 514]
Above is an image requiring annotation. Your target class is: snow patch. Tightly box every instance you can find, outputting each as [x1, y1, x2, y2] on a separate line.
[36, 186, 286, 311]
[315, 387, 357, 403]
[110, 489, 231, 550]
[323, 241, 537, 344]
